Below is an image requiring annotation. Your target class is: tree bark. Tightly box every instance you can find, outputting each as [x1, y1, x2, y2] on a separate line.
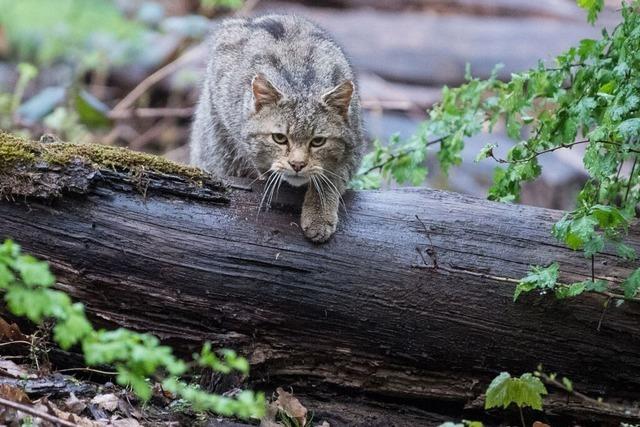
[0, 138, 639, 425]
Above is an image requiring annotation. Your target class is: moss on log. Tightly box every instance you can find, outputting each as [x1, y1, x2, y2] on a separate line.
[0, 131, 226, 201]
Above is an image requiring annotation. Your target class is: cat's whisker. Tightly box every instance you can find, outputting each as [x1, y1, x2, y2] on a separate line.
[316, 167, 348, 183]
[316, 172, 348, 216]
[257, 171, 278, 213]
[310, 175, 326, 210]
[313, 167, 350, 213]
[247, 169, 272, 187]
[267, 172, 283, 208]
[316, 175, 329, 211]
[274, 170, 285, 201]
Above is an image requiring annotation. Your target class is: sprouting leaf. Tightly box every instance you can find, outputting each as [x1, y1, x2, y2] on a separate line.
[475, 143, 497, 163]
[514, 263, 559, 301]
[485, 372, 548, 410]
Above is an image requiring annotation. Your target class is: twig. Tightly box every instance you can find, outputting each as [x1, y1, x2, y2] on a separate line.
[108, 107, 194, 120]
[111, 47, 204, 114]
[0, 340, 31, 347]
[491, 140, 640, 165]
[55, 367, 118, 376]
[537, 372, 617, 411]
[624, 155, 638, 203]
[359, 136, 447, 176]
[489, 139, 640, 164]
[597, 297, 611, 332]
[0, 396, 76, 427]
[490, 140, 589, 164]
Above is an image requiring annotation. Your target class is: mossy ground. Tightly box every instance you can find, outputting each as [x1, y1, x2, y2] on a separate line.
[0, 131, 214, 182]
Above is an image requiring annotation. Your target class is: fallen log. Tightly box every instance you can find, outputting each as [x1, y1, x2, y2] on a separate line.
[0, 134, 639, 425]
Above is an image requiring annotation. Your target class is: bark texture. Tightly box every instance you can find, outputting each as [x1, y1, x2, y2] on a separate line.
[1, 138, 639, 425]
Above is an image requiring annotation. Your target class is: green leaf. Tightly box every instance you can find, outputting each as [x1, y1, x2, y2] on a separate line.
[555, 282, 587, 299]
[117, 367, 152, 401]
[475, 143, 497, 163]
[618, 118, 640, 140]
[514, 263, 559, 301]
[75, 90, 111, 128]
[485, 372, 547, 410]
[565, 215, 598, 250]
[13, 255, 55, 287]
[616, 243, 636, 261]
[622, 268, 640, 299]
[562, 377, 573, 392]
[54, 303, 93, 349]
[0, 264, 15, 288]
[577, 0, 604, 24]
[585, 279, 608, 292]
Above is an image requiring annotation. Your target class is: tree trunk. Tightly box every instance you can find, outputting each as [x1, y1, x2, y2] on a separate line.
[1, 136, 639, 425]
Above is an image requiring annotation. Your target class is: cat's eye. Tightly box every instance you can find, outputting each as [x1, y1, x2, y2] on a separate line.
[272, 133, 288, 145]
[310, 137, 327, 147]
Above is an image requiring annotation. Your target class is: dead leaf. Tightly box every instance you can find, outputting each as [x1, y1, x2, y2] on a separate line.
[43, 397, 106, 427]
[0, 359, 35, 379]
[64, 392, 87, 414]
[110, 417, 142, 427]
[532, 422, 551, 427]
[0, 384, 30, 404]
[91, 393, 120, 412]
[275, 387, 307, 426]
[0, 317, 28, 342]
[259, 401, 280, 427]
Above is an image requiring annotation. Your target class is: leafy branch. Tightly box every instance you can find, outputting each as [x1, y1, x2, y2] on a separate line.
[355, 1, 640, 303]
[0, 239, 266, 419]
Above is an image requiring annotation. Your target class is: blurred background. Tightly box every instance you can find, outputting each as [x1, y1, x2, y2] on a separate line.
[0, 0, 624, 209]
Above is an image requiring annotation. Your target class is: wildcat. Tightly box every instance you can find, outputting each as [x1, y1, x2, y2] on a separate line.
[190, 14, 364, 242]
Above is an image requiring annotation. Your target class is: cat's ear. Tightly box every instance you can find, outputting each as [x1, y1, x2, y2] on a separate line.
[322, 80, 354, 119]
[252, 74, 283, 112]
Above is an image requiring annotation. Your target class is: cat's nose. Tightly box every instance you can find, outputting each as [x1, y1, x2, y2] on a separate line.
[288, 160, 307, 173]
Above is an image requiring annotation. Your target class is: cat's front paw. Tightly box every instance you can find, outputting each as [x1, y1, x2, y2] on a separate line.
[301, 213, 337, 243]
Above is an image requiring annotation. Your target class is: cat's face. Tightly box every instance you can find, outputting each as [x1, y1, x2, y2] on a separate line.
[244, 74, 355, 187]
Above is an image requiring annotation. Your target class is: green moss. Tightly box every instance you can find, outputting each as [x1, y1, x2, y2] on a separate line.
[0, 132, 37, 169]
[0, 131, 215, 183]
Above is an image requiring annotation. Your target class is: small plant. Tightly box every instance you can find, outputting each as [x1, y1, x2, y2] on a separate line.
[485, 372, 548, 427]
[0, 239, 265, 419]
